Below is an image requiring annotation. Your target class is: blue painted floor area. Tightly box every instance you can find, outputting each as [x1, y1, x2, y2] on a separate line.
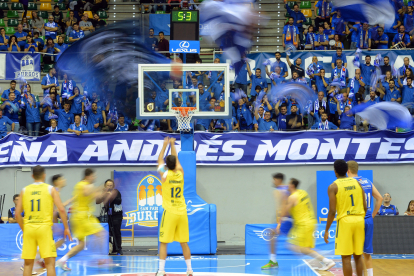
[1, 254, 413, 276]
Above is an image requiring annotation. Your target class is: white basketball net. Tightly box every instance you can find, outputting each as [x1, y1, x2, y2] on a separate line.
[172, 109, 195, 132]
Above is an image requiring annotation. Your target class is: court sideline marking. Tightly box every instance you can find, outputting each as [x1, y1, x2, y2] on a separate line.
[303, 259, 322, 276]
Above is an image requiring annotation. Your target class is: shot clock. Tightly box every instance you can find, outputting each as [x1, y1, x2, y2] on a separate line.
[170, 10, 199, 41]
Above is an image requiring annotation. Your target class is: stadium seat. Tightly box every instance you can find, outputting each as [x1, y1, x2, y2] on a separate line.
[39, 0, 52, 2]
[5, 27, 15, 35]
[28, 2, 37, 10]
[11, 2, 23, 10]
[304, 17, 312, 25]
[404, 0, 409, 6]
[300, 1, 311, 9]
[43, 64, 53, 73]
[0, 19, 5, 28]
[287, 1, 296, 8]
[11, 0, 19, 2]
[38, 11, 49, 19]
[0, 2, 9, 10]
[28, 19, 33, 25]
[8, 19, 19, 27]
[285, 12, 290, 18]
[26, 11, 33, 19]
[43, 18, 47, 23]
[84, 11, 93, 19]
[56, 3, 65, 10]
[7, 11, 19, 18]
[97, 10, 108, 19]
[40, 3, 52, 11]
[302, 9, 312, 18]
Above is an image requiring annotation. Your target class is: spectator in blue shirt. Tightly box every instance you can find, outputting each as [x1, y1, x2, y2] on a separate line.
[384, 15, 401, 44]
[69, 86, 84, 116]
[272, 52, 288, 78]
[348, 22, 362, 50]
[1, 80, 21, 102]
[246, 62, 267, 97]
[0, 110, 15, 138]
[42, 89, 60, 127]
[69, 23, 85, 43]
[68, 114, 88, 135]
[355, 23, 371, 50]
[14, 24, 27, 50]
[331, 48, 347, 69]
[379, 79, 401, 103]
[234, 56, 249, 93]
[22, 93, 41, 136]
[404, 6, 414, 35]
[41, 67, 59, 97]
[365, 89, 382, 106]
[236, 98, 253, 131]
[315, 69, 329, 96]
[140, 119, 161, 131]
[86, 102, 104, 133]
[373, 27, 389, 49]
[47, 101, 74, 131]
[392, 25, 411, 48]
[315, 0, 331, 28]
[33, 32, 44, 50]
[323, 21, 334, 40]
[0, 28, 9, 51]
[145, 28, 158, 51]
[337, 105, 356, 131]
[310, 112, 338, 130]
[24, 35, 38, 53]
[8, 36, 20, 52]
[331, 59, 348, 88]
[399, 57, 414, 78]
[347, 69, 365, 105]
[315, 26, 329, 50]
[254, 108, 277, 132]
[45, 15, 58, 40]
[114, 114, 130, 132]
[377, 193, 399, 216]
[284, 0, 306, 46]
[400, 77, 414, 104]
[55, 35, 69, 60]
[359, 55, 375, 96]
[45, 119, 61, 133]
[331, 10, 347, 42]
[1, 92, 21, 132]
[266, 66, 286, 88]
[282, 17, 300, 49]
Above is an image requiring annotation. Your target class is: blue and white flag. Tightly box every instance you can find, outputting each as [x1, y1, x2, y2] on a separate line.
[351, 102, 413, 130]
[332, 0, 395, 28]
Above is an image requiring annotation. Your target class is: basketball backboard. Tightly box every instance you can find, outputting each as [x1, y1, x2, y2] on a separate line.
[137, 63, 231, 119]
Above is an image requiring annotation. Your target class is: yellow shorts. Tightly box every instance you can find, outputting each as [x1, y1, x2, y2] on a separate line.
[22, 224, 57, 260]
[335, 216, 365, 256]
[288, 224, 315, 248]
[70, 214, 103, 241]
[159, 210, 189, 243]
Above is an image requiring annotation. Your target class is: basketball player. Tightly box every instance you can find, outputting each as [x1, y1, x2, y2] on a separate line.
[15, 165, 72, 276]
[156, 137, 192, 276]
[261, 173, 293, 269]
[57, 168, 107, 271]
[347, 161, 383, 276]
[282, 178, 335, 271]
[324, 160, 367, 276]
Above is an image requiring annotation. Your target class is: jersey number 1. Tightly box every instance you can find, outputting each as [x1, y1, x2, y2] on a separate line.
[30, 199, 41, 212]
[171, 187, 181, 198]
[349, 194, 354, 206]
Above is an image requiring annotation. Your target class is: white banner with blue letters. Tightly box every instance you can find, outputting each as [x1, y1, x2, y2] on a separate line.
[1, 131, 414, 166]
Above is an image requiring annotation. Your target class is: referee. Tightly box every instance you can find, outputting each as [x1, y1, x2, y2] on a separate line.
[96, 179, 123, 255]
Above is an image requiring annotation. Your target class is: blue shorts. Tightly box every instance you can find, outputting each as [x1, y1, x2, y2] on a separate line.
[364, 216, 374, 254]
[280, 219, 293, 235]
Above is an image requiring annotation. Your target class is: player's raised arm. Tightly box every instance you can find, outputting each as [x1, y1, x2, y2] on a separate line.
[324, 182, 338, 244]
[15, 190, 24, 231]
[371, 185, 383, 219]
[51, 187, 72, 241]
[157, 137, 170, 178]
[169, 137, 183, 173]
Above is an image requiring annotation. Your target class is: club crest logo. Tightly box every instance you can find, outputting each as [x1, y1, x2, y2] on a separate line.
[15, 55, 40, 79]
[125, 175, 162, 227]
[253, 228, 275, 241]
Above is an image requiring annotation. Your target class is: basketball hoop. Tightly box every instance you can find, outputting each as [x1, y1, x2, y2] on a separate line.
[172, 107, 196, 132]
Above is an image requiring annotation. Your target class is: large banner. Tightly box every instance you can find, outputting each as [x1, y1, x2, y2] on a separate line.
[215, 50, 414, 84]
[0, 53, 41, 81]
[0, 223, 109, 257]
[316, 170, 373, 222]
[245, 223, 336, 254]
[114, 171, 162, 237]
[1, 131, 414, 166]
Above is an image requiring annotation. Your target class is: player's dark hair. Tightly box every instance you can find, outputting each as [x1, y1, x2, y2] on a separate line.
[196, 59, 202, 63]
[272, 173, 284, 180]
[255, 85, 261, 91]
[275, 51, 281, 55]
[13, 194, 19, 200]
[334, 160, 348, 176]
[149, 28, 154, 32]
[166, 155, 176, 170]
[384, 56, 389, 60]
[255, 68, 261, 72]
[293, 4, 298, 8]
[336, 47, 342, 51]
[290, 178, 300, 188]
[51, 174, 62, 185]
[84, 168, 95, 177]
[366, 55, 371, 58]
[288, 16, 294, 21]
[159, 31, 164, 35]
[118, 113, 125, 118]
[10, 80, 16, 85]
[33, 165, 45, 179]
[407, 77, 413, 81]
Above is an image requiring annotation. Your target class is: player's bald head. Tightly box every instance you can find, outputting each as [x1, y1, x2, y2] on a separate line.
[347, 161, 359, 174]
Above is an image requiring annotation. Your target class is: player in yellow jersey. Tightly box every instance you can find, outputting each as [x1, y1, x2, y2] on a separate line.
[57, 168, 107, 271]
[15, 166, 72, 276]
[324, 160, 367, 276]
[156, 137, 192, 276]
[282, 178, 335, 271]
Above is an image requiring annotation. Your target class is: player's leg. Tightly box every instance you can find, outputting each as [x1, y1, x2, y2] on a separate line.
[341, 255, 353, 276]
[180, 243, 192, 275]
[363, 216, 374, 276]
[23, 259, 35, 276]
[353, 217, 366, 276]
[57, 240, 84, 271]
[261, 229, 278, 269]
[43, 257, 56, 276]
[21, 225, 39, 275]
[176, 214, 192, 274]
[157, 211, 177, 276]
[353, 254, 364, 276]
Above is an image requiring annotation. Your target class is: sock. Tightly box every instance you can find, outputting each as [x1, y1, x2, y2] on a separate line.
[367, 268, 373, 276]
[270, 254, 277, 262]
[159, 260, 166, 272]
[322, 258, 330, 263]
[60, 255, 69, 262]
[185, 259, 192, 272]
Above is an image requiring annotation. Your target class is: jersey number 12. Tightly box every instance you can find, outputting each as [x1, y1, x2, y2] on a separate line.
[171, 187, 181, 198]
